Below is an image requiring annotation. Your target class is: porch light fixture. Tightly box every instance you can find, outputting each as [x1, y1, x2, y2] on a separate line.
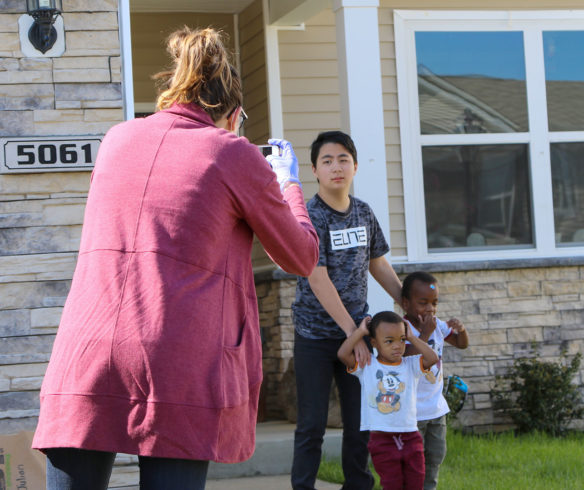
[26, 0, 62, 54]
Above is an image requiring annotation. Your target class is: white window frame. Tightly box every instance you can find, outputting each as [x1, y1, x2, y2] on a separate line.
[394, 10, 584, 263]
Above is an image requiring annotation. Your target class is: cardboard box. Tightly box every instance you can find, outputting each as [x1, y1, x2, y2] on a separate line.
[0, 431, 45, 490]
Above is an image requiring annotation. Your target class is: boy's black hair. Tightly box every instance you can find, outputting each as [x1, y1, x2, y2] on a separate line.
[310, 130, 358, 167]
[368, 311, 405, 339]
[402, 271, 438, 300]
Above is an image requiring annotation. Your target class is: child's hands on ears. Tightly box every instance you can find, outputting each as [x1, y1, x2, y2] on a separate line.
[405, 321, 418, 342]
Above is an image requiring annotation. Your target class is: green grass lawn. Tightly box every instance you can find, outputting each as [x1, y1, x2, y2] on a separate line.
[318, 430, 584, 489]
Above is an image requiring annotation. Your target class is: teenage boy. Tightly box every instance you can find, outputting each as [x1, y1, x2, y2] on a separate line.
[291, 131, 402, 490]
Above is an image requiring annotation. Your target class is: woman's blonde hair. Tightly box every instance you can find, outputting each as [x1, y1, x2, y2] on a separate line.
[154, 27, 242, 121]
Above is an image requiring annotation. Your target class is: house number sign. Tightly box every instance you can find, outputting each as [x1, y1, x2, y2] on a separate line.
[0, 136, 101, 174]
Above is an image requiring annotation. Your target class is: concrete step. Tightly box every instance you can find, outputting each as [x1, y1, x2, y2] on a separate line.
[207, 421, 342, 480]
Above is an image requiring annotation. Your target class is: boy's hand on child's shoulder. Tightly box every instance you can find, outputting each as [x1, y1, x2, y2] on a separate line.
[447, 318, 465, 333]
[358, 316, 371, 334]
[355, 339, 371, 368]
[354, 316, 371, 368]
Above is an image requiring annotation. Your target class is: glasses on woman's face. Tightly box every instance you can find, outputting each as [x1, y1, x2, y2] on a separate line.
[227, 106, 247, 133]
[238, 108, 248, 130]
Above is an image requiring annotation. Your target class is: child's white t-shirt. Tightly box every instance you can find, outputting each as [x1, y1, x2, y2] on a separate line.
[406, 317, 452, 421]
[349, 355, 426, 432]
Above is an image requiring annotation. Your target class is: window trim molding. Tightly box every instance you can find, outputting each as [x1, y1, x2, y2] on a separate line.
[394, 9, 584, 264]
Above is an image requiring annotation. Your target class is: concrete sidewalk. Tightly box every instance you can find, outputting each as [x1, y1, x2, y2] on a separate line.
[205, 421, 343, 488]
[207, 421, 342, 480]
[207, 474, 339, 489]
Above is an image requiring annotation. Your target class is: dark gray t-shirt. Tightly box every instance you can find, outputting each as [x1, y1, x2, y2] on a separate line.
[292, 194, 390, 339]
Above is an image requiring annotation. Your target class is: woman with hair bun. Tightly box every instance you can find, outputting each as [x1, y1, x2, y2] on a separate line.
[33, 27, 318, 489]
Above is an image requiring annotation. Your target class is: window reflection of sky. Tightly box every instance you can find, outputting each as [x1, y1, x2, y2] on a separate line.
[415, 32, 526, 80]
[544, 31, 584, 82]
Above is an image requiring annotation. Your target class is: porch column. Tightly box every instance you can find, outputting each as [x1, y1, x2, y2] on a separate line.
[333, 0, 394, 311]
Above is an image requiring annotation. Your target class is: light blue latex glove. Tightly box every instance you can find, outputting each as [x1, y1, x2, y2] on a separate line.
[266, 138, 302, 192]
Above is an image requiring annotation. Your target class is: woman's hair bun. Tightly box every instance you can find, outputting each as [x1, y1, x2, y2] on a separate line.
[154, 26, 242, 121]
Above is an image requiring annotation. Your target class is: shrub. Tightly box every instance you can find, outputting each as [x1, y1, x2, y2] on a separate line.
[491, 349, 583, 436]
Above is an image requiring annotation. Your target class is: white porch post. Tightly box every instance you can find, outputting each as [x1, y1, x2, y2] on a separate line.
[333, 0, 394, 312]
[118, 0, 134, 121]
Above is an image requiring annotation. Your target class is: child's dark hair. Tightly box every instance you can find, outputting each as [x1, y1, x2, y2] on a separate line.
[402, 271, 438, 300]
[368, 311, 405, 338]
[310, 131, 358, 167]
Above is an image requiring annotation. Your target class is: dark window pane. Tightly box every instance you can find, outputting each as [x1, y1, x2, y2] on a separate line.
[551, 142, 584, 245]
[543, 31, 584, 131]
[416, 32, 528, 134]
[423, 145, 533, 250]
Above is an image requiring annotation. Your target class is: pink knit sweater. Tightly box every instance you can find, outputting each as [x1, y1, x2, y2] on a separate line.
[33, 103, 318, 462]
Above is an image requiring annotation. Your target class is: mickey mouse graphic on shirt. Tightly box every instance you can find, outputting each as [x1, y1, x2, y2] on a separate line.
[375, 369, 405, 413]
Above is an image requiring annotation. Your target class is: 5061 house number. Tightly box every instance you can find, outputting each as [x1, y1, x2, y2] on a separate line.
[0, 137, 101, 174]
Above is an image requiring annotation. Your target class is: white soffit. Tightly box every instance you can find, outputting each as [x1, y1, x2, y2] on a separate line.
[130, 0, 256, 13]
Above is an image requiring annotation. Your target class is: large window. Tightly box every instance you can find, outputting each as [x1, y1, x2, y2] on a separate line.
[395, 11, 584, 261]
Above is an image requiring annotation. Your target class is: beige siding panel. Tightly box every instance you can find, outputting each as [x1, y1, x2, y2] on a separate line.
[384, 110, 400, 128]
[387, 144, 402, 163]
[243, 65, 267, 94]
[385, 128, 401, 147]
[280, 60, 338, 79]
[388, 162, 403, 180]
[279, 27, 337, 44]
[382, 76, 398, 94]
[295, 9, 337, 26]
[281, 78, 340, 95]
[279, 44, 338, 61]
[241, 51, 266, 78]
[389, 196, 405, 213]
[245, 84, 270, 111]
[391, 233, 407, 255]
[240, 34, 265, 64]
[390, 214, 406, 232]
[282, 94, 340, 113]
[239, 0, 263, 25]
[239, 13, 263, 45]
[285, 112, 340, 131]
[130, 13, 235, 106]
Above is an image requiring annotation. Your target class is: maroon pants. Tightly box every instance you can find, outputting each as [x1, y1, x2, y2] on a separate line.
[368, 431, 425, 490]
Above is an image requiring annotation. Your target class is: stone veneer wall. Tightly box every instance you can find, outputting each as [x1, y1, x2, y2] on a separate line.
[256, 273, 297, 420]
[256, 262, 584, 432]
[0, 0, 123, 436]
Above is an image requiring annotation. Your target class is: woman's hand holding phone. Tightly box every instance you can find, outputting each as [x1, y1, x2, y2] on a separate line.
[266, 138, 302, 191]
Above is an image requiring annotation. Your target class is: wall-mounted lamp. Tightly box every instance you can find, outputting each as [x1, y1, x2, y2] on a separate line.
[26, 0, 63, 54]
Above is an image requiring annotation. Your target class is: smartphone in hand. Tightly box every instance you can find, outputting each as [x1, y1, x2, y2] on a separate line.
[257, 145, 280, 158]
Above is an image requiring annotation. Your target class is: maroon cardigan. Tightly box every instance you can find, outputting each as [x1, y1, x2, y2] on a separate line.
[33, 104, 318, 462]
